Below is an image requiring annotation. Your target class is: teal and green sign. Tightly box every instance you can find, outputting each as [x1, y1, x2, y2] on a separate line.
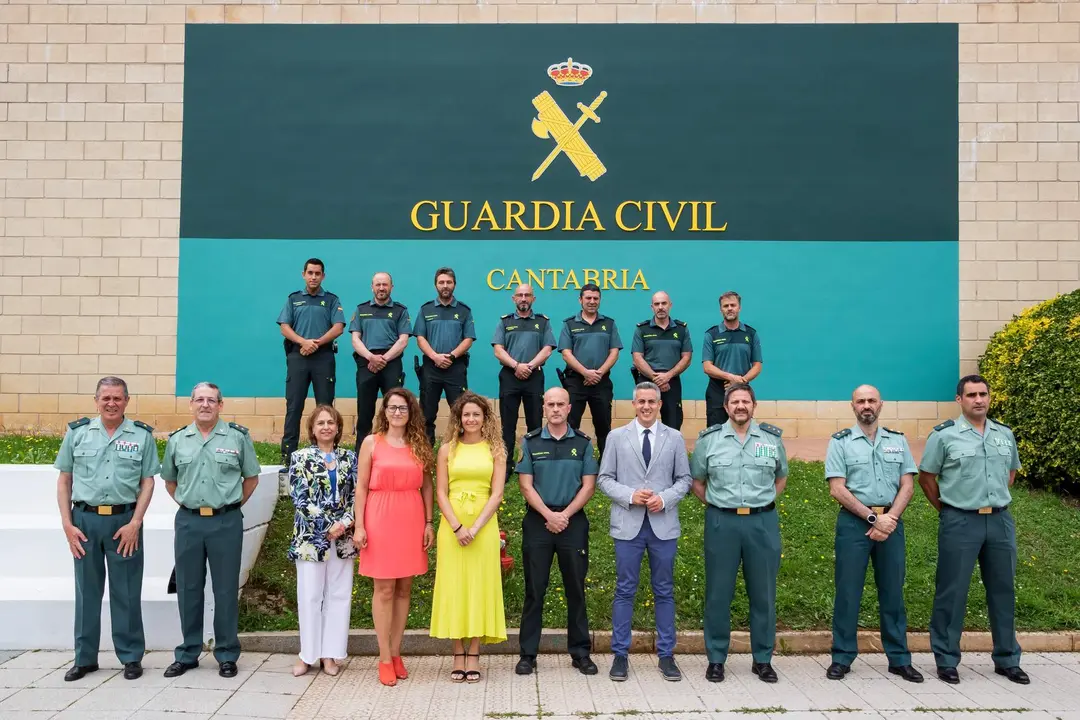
[179, 24, 958, 401]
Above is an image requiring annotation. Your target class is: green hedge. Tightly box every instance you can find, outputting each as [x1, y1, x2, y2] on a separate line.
[979, 289, 1080, 494]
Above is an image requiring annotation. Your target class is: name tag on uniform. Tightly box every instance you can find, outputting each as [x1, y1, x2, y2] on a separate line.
[993, 437, 1013, 448]
[882, 446, 903, 455]
[215, 448, 239, 456]
[753, 443, 778, 459]
[115, 441, 139, 453]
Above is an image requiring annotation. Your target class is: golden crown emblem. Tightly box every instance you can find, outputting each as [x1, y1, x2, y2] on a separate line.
[547, 57, 592, 87]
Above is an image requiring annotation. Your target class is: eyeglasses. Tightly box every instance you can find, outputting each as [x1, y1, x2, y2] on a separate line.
[385, 406, 409, 415]
[193, 398, 219, 406]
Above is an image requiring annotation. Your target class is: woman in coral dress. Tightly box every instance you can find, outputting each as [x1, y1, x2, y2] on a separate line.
[429, 392, 508, 683]
[354, 388, 435, 686]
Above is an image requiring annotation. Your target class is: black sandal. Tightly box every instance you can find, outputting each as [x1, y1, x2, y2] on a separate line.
[465, 653, 481, 683]
[450, 653, 466, 683]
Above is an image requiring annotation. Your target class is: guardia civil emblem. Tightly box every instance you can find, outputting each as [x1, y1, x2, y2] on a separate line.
[531, 58, 607, 182]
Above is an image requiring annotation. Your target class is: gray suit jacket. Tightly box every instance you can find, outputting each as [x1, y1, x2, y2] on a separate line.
[596, 421, 693, 541]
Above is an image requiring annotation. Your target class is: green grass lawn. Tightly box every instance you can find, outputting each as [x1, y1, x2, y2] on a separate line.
[5, 432, 1078, 633]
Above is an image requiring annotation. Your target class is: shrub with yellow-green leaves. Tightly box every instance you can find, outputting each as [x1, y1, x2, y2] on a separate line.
[979, 289, 1080, 494]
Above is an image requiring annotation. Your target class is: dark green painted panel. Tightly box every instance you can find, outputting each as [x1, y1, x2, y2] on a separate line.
[180, 23, 957, 241]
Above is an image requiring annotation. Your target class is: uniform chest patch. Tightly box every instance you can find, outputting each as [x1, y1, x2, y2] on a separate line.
[115, 441, 139, 453]
[753, 443, 778, 459]
[882, 446, 904, 455]
[993, 437, 1013, 448]
[215, 448, 240, 456]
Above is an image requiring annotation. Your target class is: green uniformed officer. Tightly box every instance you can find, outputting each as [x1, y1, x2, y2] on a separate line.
[557, 283, 622, 459]
[631, 291, 692, 430]
[276, 258, 346, 465]
[825, 385, 923, 683]
[161, 382, 261, 680]
[413, 266, 476, 445]
[918, 374, 1028, 686]
[492, 283, 557, 479]
[55, 376, 159, 682]
[350, 271, 411, 446]
[701, 291, 762, 427]
[689, 383, 787, 685]
[515, 387, 599, 677]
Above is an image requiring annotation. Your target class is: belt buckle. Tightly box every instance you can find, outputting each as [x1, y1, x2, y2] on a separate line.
[97, 505, 112, 516]
[871, 506, 885, 515]
[978, 506, 992, 515]
[736, 507, 750, 516]
[199, 507, 214, 517]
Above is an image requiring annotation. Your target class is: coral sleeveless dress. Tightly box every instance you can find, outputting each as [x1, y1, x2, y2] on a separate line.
[357, 436, 428, 580]
[429, 441, 507, 644]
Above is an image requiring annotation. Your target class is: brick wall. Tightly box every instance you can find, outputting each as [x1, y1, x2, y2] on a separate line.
[2, 1, 1078, 442]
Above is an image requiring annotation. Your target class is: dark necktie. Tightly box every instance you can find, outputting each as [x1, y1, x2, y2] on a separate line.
[642, 428, 651, 468]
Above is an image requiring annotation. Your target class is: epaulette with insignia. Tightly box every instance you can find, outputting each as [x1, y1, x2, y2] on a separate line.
[882, 426, 904, 435]
[932, 419, 955, 432]
[832, 428, 852, 440]
[698, 424, 723, 438]
[169, 426, 186, 437]
[68, 417, 90, 430]
[574, 429, 592, 441]
[759, 422, 783, 437]
[637, 319, 650, 327]
[501, 313, 513, 319]
[536, 313, 548, 319]
[133, 420, 154, 433]
[229, 422, 249, 435]
[992, 419, 1012, 430]
[674, 319, 687, 327]
[523, 428, 542, 440]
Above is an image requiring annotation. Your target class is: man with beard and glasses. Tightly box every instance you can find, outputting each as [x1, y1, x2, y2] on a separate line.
[413, 267, 476, 445]
[690, 383, 787, 685]
[701, 291, 761, 428]
[492, 283, 556, 479]
[350, 272, 411, 446]
[631, 291, 692, 430]
[824, 385, 922, 684]
[918, 375, 1027, 686]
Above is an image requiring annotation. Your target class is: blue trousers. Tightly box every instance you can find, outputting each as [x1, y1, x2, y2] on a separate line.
[611, 515, 677, 657]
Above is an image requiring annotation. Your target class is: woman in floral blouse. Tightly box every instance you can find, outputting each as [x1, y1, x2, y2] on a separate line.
[288, 404, 357, 677]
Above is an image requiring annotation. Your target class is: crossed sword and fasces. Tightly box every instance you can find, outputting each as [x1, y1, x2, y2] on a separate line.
[531, 90, 608, 182]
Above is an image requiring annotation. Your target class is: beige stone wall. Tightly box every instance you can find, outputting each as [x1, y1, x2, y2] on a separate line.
[2, 0, 1078, 442]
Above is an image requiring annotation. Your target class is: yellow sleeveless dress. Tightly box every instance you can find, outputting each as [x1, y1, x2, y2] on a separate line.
[429, 441, 507, 644]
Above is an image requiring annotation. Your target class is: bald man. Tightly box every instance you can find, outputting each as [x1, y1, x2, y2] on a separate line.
[824, 385, 923, 683]
[515, 387, 598, 676]
[492, 284, 556, 480]
[631, 291, 692, 430]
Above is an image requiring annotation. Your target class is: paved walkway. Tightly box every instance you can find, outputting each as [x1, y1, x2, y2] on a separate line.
[1, 650, 1078, 720]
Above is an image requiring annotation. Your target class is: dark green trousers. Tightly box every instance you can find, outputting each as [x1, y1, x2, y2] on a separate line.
[174, 508, 243, 664]
[831, 510, 910, 667]
[930, 506, 1021, 670]
[704, 506, 781, 664]
[72, 506, 145, 666]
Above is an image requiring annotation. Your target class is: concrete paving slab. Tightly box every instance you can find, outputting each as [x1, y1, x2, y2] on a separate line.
[0, 686, 90, 712]
[0, 654, 20, 666]
[0, 650, 71, 669]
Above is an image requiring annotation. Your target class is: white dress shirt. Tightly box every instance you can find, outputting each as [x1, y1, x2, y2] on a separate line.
[631, 418, 664, 508]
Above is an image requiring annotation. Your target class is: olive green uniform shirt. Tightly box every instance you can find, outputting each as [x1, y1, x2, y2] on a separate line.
[690, 420, 789, 508]
[161, 420, 261, 508]
[54, 417, 161, 505]
[919, 416, 1021, 510]
[825, 425, 917, 506]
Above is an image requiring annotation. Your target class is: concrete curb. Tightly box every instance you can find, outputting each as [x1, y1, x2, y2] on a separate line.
[240, 628, 1079, 656]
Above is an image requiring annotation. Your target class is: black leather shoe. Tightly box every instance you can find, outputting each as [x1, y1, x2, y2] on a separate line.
[826, 662, 850, 680]
[163, 661, 198, 678]
[572, 656, 598, 675]
[936, 666, 960, 684]
[219, 661, 238, 678]
[609, 655, 628, 681]
[515, 656, 536, 675]
[752, 662, 778, 683]
[123, 662, 143, 680]
[64, 664, 98, 682]
[996, 666, 1030, 685]
[889, 665, 924, 683]
[706, 663, 725, 682]
[658, 656, 682, 681]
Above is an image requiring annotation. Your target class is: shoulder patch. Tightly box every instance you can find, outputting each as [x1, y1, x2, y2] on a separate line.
[882, 426, 904, 435]
[133, 420, 154, 434]
[68, 417, 90, 430]
[698, 423, 724, 439]
[169, 426, 186, 437]
[933, 419, 955, 432]
[832, 428, 852, 440]
[637, 319, 650, 327]
[674, 319, 687, 327]
[523, 428, 542, 440]
[228, 422, 249, 435]
[759, 422, 783, 437]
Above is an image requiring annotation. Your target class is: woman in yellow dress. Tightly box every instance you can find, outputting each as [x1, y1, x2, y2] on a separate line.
[429, 391, 508, 683]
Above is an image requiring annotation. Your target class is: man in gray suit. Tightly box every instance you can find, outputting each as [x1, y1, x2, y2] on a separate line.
[597, 381, 693, 682]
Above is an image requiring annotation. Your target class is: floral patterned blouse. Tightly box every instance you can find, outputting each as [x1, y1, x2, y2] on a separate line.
[287, 445, 358, 562]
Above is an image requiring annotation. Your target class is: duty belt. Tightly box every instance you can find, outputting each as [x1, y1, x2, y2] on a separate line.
[74, 501, 134, 516]
[941, 503, 1008, 515]
[711, 502, 776, 515]
[182, 502, 241, 517]
[843, 503, 893, 516]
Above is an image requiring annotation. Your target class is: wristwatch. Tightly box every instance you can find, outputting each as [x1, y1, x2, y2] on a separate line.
[866, 513, 878, 525]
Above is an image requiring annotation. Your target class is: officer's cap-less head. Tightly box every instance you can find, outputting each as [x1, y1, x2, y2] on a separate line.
[190, 381, 223, 423]
[94, 376, 129, 423]
[955, 373, 991, 421]
[850, 384, 883, 424]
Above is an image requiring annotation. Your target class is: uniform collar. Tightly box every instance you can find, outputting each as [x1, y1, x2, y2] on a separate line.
[435, 297, 458, 308]
[721, 419, 761, 437]
[721, 321, 746, 333]
[186, 418, 228, 436]
[90, 416, 134, 435]
[574, 311, 606, 324]
[956, 415, 994, 434]
[372, 296, 394, 307]
[541, 425, 576, 441]
[649, 316, 673, 329]
[850, 423, 882, 444]
[302, 287, 326, 297]
[514, 310, 536, 320]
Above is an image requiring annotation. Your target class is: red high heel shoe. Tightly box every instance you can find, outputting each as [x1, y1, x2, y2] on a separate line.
[378, 661, 397, 686]
[392, 656, 408, 679]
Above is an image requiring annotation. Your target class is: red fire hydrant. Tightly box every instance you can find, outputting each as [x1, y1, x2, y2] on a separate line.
[500, 530, 514, 574]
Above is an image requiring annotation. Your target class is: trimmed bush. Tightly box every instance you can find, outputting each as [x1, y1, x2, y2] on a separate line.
[979, 289, 1080, 494]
